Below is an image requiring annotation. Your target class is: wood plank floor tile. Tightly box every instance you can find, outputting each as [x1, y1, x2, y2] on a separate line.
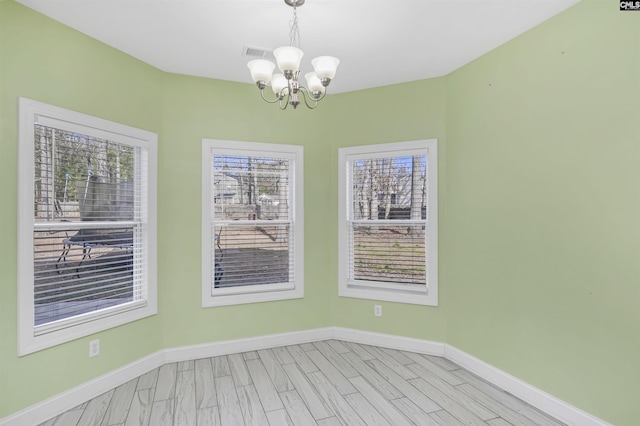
[390, 397, 441, 426]
[236, 384, 269, 426]
[408, 377, 489, 425]
[326, 340, 350, 354]
[280, 390, 317, 426]
[242, 351, 259, 361]
[124, 388, 155, 426]
[77, 390, 114, 426]
[403, 351, 465, 386]
[316, 417, 343, 426]
[39, 341, 567, 426]
[101, 379, 137, 425]
[215, 376, 244, 426]
[429, 408, 466, 425]
[367, 359, 441, 413]
[195, 358, 217, 409]
[452, 369, 565, 426]
[271, 346, 295, 365]
[286, 344, 319, 374]
[154, 363, 177, 401]
[306, 371, 366, 426]
[340, 351, 403, 400]
[377, 346, 414, 365]
[343, 392, 392, 426]
[196, 406, 221, 426]
[211, 356, 231, 378]
[457, 383, 542, 426]
[407, 363, 497, 420]
[487, 417, 515, 426]
[363, 345, 419, 380]
[148, 399, 174, 426]
[265, 408, 295, 426]
[343, 342, 376, 361]
[228, 353, 253, 387]
[306, 350, 357, 395]
[299, 342, 316, 351]
[313, 341, 359, 378]
[42, 407, 84, 426]
[282, 363, 332, 420]
[349, 376, 413, 426]
[177, 360, 194, 372]
[257, 349, 294, 392]
[136, 368, 159, 391]
[244, 358, 284, 412]
[174, 370, 197, 426]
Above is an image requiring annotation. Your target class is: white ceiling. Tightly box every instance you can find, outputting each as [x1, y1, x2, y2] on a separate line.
[16, 0, 580, 94]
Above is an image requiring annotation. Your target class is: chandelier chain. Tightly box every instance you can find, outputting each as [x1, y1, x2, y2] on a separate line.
[289, 5, 301, 48]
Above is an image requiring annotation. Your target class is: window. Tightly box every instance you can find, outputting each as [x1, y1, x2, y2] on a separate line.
[18, 98, 157, 355]
[338, 139, 438, 305]
[202, 140, 303, 306]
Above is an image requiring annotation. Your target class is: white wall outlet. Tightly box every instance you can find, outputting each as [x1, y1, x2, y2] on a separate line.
[89, 339, 100, 357]
[374, 305, 382, 317]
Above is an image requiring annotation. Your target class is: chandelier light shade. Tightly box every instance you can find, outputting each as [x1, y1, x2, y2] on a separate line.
[273, 46, 304, 74]
[247, 59, 276, 84]
[247, 0, 339, 110]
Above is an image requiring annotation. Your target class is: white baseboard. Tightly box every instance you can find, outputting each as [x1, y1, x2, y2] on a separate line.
[164, 327, 334, 363]
[0, 350, 165, 426]
[0, 327, 610, 426]
[332, 327, 445, 356]
[444, 345, 611, 426]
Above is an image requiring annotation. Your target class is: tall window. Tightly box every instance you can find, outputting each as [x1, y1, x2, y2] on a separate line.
[338, 140, 438, 306]
[202, 140, 304, 307]
[18, 98, 157, 355]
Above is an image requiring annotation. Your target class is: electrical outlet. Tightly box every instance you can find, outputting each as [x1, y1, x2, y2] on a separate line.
[89, 339, 100, 357]
[374, 305, 382, 317]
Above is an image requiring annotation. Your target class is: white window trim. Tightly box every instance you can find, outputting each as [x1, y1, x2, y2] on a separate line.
[201, 139, 304, 307]
[17, 98, 158, 356]
[338, 139, 438, 306]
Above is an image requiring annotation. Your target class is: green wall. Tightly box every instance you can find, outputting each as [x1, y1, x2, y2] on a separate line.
[0, 1, 333, 417]
[1, 0, 638, 424]
[443, 1, 639, 423]
[0, 1, 166, 416]
[328, 79, 449, 340]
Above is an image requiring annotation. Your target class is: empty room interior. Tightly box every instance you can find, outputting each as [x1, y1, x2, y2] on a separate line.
[0, 0, 638, 425]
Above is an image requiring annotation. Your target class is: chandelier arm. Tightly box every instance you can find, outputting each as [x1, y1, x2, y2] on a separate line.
[298, 87, 319, 110]
[258, 88, 284, 104]
[279, 93, 290, 110]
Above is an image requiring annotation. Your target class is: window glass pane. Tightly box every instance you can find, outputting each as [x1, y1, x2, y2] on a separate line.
[34, 226, 138, 325]
[213, 224, 291, 288]
[351, 155, 427, 220]
[34, 124, 136, 223]
[350, 224, 426, 285]
[213, 154, 290, 221]
[33, 123, 144, 327]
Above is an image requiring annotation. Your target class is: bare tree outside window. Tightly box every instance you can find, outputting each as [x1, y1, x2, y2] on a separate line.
[350, 154, 427, 286]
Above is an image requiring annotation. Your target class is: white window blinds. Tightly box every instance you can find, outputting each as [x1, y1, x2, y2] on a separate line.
[18, 98, 157, 355]
[212, 154, 294, 289]
[202, 140, 304, 307]
[32, 124, 148, 331]
[348, 154, 428, 288]
[338, 139, 438, 306]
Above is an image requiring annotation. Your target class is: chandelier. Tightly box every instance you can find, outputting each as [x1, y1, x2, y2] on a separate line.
[247, 0, 339, 110]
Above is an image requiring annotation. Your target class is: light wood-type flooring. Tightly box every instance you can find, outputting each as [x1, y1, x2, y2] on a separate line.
[39, 340, 565, 426]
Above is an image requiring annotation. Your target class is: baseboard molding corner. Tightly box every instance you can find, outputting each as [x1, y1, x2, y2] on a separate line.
[444, 344, 611, 426]
[163, 327, 334, 363]
[331, 327, 446, 356]
[0, 350, 165, 426]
